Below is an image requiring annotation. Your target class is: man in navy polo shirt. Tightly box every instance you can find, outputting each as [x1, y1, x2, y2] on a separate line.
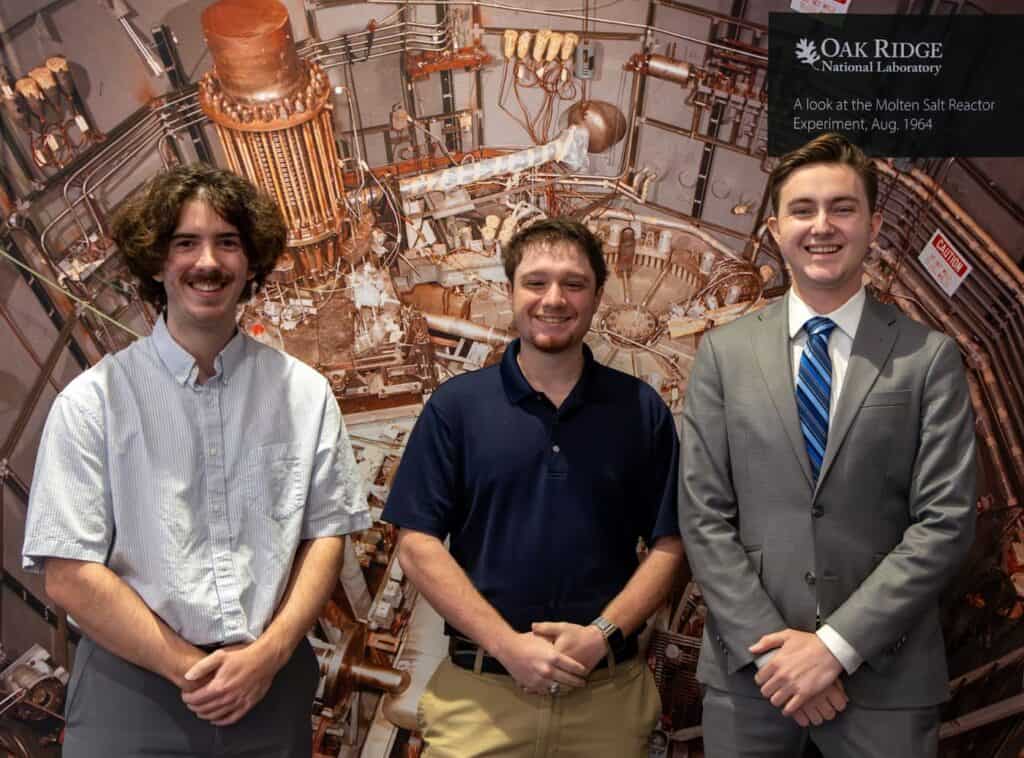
[382, 218, 681, 756]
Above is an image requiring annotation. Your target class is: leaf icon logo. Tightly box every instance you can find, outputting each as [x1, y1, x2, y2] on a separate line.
[796, 38, 820, 66]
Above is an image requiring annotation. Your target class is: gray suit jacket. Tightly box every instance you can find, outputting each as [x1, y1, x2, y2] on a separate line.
[678, 293, 976, 709]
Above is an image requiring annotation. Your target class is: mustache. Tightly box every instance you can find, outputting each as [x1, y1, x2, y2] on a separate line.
[184, 269, 234, 286]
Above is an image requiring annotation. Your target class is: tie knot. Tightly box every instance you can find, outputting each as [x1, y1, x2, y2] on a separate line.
[804, 317, 835, 339]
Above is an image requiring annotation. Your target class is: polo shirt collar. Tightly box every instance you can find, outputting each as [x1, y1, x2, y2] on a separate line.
[152, 315, 247, 387]
[500, 339, 597, 406]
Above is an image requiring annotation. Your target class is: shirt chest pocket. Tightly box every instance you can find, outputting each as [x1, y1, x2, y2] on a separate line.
[244, 443, 306, 521]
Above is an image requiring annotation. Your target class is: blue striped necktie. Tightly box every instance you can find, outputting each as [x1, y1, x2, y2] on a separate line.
[796, 317, 836, 482]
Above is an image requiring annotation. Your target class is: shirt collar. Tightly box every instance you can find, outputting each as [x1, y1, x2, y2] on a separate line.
[152, 316, 247, 387]
[787, 286, 866, 342]
[500, 339, 597, 406]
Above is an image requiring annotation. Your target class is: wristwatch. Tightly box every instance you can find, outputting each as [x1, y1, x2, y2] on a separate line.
[590, 615, 625, 655]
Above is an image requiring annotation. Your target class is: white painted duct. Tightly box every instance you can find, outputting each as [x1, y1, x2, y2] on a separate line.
[399, 125, 590, 197]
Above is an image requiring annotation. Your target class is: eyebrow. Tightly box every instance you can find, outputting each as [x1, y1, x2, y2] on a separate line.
[518, 271, 592, 281]
[787, 194, 861, 206]
[169, 232, 242, 240]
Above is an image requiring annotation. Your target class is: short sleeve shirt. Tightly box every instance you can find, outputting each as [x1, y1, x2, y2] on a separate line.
[382, 340, 679, 636]
[22, 317, 371, 645]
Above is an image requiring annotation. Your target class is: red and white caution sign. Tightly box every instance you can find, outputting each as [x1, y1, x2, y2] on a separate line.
[918, 230, 972, 297]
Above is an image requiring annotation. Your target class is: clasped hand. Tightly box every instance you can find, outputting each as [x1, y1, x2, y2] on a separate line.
[493, 622, 607, 695]
[179, 643, 281, 726]
[750, 629, 847, 726]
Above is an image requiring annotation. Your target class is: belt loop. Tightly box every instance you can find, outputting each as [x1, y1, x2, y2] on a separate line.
[473, 647, 484, 675]
[606, 645, 617, 677]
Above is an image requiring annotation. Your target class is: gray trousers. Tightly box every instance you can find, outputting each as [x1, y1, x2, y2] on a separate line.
[62, 637, 319, 757]
[702, 685, 939, 758]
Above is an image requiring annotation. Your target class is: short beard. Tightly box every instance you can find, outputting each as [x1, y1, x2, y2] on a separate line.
[525, 332, 580, 354]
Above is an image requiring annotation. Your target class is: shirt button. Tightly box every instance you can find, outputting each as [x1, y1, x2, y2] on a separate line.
[811, 505, 824, 518]
[209, 447, 218, 456]
[552, 445, 560, 453]
[804, 571, 816, 586]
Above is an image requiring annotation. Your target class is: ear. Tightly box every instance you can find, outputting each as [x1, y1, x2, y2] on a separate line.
[767, 216, 781, 245]
[869, 210, 883, 243]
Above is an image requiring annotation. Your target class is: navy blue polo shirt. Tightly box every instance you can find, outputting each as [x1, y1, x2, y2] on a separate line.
[382, 339, 680, 639]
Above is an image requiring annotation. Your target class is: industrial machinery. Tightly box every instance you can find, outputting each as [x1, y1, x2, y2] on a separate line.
[1, 1, 1022, 756]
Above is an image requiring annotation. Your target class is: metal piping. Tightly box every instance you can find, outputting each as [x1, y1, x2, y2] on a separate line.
[364, 0, 768, 62]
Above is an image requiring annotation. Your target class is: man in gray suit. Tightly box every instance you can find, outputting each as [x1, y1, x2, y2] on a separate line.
[678, 133, 976, 757]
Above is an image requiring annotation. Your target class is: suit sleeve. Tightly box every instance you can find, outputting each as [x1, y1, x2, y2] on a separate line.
[825, 335, 976, 663]
[678, 332, 786, 673]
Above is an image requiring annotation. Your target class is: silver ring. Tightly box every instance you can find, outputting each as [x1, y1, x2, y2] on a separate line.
[548, 682, 561, 696]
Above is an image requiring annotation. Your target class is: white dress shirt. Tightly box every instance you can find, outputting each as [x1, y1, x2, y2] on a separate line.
[755, 287, 867, 675]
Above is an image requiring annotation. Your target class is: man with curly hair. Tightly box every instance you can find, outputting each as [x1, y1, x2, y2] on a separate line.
[22, 164, 370, 756]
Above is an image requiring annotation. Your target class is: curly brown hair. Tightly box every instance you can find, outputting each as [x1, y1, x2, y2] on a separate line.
[111, 164, 287, 307]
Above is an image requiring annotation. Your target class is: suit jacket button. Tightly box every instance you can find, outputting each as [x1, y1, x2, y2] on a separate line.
[804, 571, 816, 586]
[811, 505, 824, 518]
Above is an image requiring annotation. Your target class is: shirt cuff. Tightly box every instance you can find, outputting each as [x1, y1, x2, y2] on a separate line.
[754, 649, 777, 669]
[817, 625, 863, 675]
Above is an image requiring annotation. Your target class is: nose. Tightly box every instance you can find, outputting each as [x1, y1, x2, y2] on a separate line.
[811, 209, 835, 234]
[540, 282, 566, 307]
[194, 239, 219, 268]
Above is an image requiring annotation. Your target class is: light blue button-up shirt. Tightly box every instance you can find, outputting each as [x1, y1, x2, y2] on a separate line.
[23, 317, 370, 645]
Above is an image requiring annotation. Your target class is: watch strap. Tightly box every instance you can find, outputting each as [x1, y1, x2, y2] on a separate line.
[590, 615, 626, 655]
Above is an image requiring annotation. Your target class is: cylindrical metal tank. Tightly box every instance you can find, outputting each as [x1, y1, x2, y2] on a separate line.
[198, 0, 348, 276]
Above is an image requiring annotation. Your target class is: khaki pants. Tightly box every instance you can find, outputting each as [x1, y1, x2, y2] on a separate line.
[418, 656, 662, 757]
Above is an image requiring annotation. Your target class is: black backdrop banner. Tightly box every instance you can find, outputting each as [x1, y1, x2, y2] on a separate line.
[767, 13, 1023, 157]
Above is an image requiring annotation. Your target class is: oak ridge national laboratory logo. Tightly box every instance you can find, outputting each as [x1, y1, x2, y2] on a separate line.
[792, 35, 943, 76]
[795, 39, 820, 67]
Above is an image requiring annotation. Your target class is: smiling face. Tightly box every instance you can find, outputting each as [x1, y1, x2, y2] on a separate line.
[155, 197, 253, 339]
[511, 239, 603, 356]
[768, 162, 882, 313]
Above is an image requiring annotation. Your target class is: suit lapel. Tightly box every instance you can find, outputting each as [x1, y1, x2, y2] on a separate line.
[752, 296, 814, 489]
[814, 295, 899, 494]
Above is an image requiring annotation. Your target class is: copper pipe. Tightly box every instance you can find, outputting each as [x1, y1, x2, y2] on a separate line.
[0, 302, 62, 393]
[0, 312, 77, 462]
[877, 249, 1024, 495]
[964, 364, 1017, 508]
[877, 199, 1023, 366]
[878, 180, 1009, 305]
[876, 162, 1024, 299]
[949, 645, 1024, 692]
[886, 218, 1024, 408]
[910, 167, 1024, 290]
[939, 693, 1024, 740]
[874, 181, 1024, 441]
[346, 662, 410, 694]
[956, 158, 1024, 228]
[302, 125, 329, 220]
[655, 0, 768, 33]
[7, 221, 104, 364]
[864, 259, 1016, 508]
